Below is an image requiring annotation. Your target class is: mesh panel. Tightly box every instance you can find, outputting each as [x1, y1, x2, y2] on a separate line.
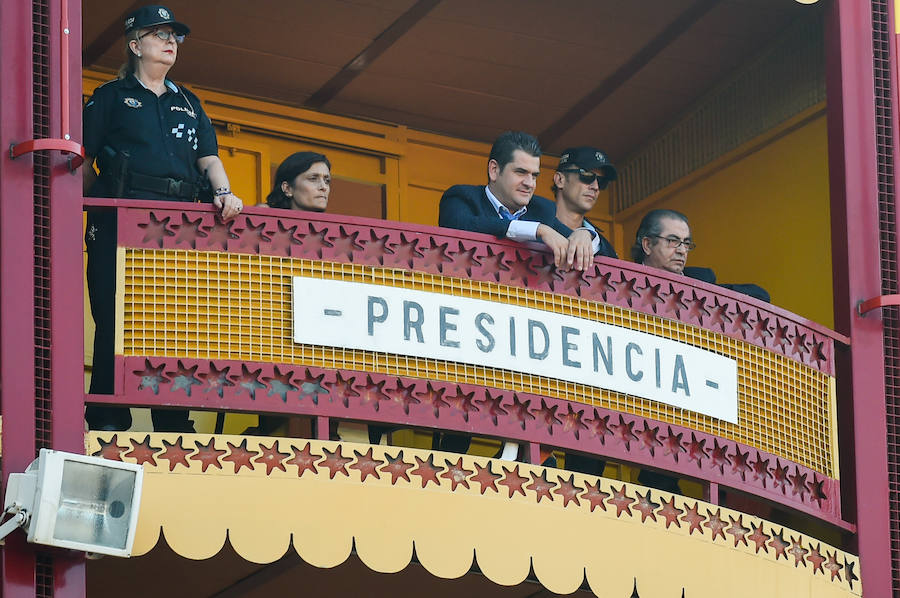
[35, 554, 53, 596]
[123, 249, 836, 476]
[32, 0, 51, 452]
[872, 0, 900, 590]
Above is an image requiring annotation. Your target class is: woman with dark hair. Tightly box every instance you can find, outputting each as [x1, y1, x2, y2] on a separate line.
[82, 5, 243, 433]
[266, 152, 331, 211]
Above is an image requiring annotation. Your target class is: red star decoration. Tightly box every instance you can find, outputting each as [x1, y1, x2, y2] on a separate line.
[498, 465, 528, 497]
[608, 485, 634, 517]
[526, 470, 556, 503]
[357, 375, 390, 411]
[710, 439, 731, 474]
[172, 213, 208, 248]
[446, 386, 478, 422]
[532, 259, 561, 289]
[254, 441, 289, 475]
[298, 369, 328, 404]
[729, 305, 752, 337]
[263, 366, 298, 402]
[411, 454, 443, 487]
[505, 250, 536, 285]
[750, 315, 772, 343]
[381, 450, 414, 484]
[230, 364, 266, 400]
[811, 340, 828, 364]
[133, 359, 170, 395]
[553, 474, 582, 507]
[633, 490, 659, 522]
[637, 280, 664, 311]
[201, 362, 234, 398]
[662, 285, 688, 317]
[329, 226, 362, 260]
[320, 445, 353, 479]
[635, 423, 662, 456]
[297, 223, 333, 257]
[686, 291, 710, 324]
[807, 543, 826, 573]
[350, 448, 384, 481]
[202, 216, 239, 249]
[614, 272, 639, 306]
[844, 558, 858, 587]
[417, 382, 449, 417]
[125, 435, 159, 466]
[788, 536, 808, 567]
[772, 460, 790, 492]
[421, 238, 452, 271]
[560, 404, 588, 439]
[190, 437, 226, 472]
[823, 551, 843, 581]
[585, 410, 613, 443]
[680, 502, 706, 535]
[807, 476, 827, 504]
[239, 218, 271, 252]
[771, 322, 791, 350]
[477, 246, 510, 280]
[328, 372, 360, 407]
[440, 457, 472, 491]
[223, 438, 258, 473]
[477, 389, 508, 425]
[159, 437, 193, 471]
[657, 496, 682, 528]
[507, 394, 534, 430]
[768, 529, 790, 560]
[611, 415, 637, 449]
[94, 435, 126, 461]
[269, 220, 301, 255]
[581, 480, 610, 512]
[168, 360, 203, 397]
[686, 434, 708, 469]
[726, 515, 750, 547]
[138, 212, 174, 247]
[751, 453, 771, 485]
[471, 461, 501, 494]
[360, 229, 394, 265]
[790, 327, 810, 359]
[704, 508, 727, 541]
[748, 523, 770, 553]
[707, 297, 732, 330]
[589, 270, 615, 301]
[661, 427, 685, 461]
[388, 233, 423, 268]
[788, 469, 809, 498]
[445, 242, 480, 277]
[534, 399, 562, 433]
[387, 379, 420, 414]
[560, 268, 588, 295]
[286, 443, 321, 477]
[730, 448, 751, 480]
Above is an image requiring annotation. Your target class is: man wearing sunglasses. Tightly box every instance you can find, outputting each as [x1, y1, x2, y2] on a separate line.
[551, 147, 618, 259]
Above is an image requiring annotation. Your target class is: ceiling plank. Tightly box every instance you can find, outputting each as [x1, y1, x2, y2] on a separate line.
[304, 0, 442, 110]
[539, 0, 722, 148]
[83, 1, 145, 68]
[208, 553, 296, 598]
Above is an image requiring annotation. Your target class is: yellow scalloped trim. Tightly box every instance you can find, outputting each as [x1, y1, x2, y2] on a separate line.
[88, 433, 861, 597]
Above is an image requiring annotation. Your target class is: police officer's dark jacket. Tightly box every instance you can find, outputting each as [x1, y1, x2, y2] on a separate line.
[83, 74, 217, 200]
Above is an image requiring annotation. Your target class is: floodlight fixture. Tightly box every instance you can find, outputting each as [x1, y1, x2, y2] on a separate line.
[0, 449, 144, 557]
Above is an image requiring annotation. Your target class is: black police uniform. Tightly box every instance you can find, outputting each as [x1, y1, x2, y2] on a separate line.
[83, 74, 218, 431]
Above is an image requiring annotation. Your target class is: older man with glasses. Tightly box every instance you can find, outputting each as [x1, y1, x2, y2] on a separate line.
[631, 209, 695, 274]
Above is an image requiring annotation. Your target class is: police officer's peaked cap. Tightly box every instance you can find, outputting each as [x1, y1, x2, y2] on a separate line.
[558, 146, 618, 181]
[125, 5, 190, 36]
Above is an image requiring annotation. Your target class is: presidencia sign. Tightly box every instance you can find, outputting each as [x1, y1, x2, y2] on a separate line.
[292, 277, 739, 423]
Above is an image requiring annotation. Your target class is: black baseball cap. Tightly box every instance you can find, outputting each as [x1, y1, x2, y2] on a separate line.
[558, 146, 618, 181]
[125, 5, 190, 36]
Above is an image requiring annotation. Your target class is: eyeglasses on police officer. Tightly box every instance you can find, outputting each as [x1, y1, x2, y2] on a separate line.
[139, 29, 185, 44]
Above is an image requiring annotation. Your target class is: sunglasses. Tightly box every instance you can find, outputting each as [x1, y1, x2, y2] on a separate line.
[139, 29, 185, 44]
[560, 168, 610, 189]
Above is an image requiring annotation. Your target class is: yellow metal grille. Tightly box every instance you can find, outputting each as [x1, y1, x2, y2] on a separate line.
[123, 249, 835, 476]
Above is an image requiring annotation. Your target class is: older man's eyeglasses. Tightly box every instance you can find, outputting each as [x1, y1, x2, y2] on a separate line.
[560, 168, 610, 190]
[651, 235, 696, 251]
[139, 29, 185, 44]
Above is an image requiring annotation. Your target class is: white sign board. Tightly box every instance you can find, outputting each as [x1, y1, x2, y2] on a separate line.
[292, 277, 738, 422]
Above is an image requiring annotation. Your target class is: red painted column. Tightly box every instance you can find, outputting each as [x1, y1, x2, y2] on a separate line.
[825, 0, 893, 595]
[0, 0, 39, 595]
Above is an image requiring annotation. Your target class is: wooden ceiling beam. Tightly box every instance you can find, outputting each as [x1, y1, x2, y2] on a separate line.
[539, 0, 722, 148]
[304, 0, 442, 110]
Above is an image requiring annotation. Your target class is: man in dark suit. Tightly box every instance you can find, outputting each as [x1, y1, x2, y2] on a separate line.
[439, 131, 597, 271]
[551, 146, 618, 259]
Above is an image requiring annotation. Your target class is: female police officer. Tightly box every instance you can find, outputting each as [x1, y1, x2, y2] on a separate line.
[83, 5, 242, 432]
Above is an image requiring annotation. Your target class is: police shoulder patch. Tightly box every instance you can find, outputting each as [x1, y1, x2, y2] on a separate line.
[123, 97, 142, 109]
